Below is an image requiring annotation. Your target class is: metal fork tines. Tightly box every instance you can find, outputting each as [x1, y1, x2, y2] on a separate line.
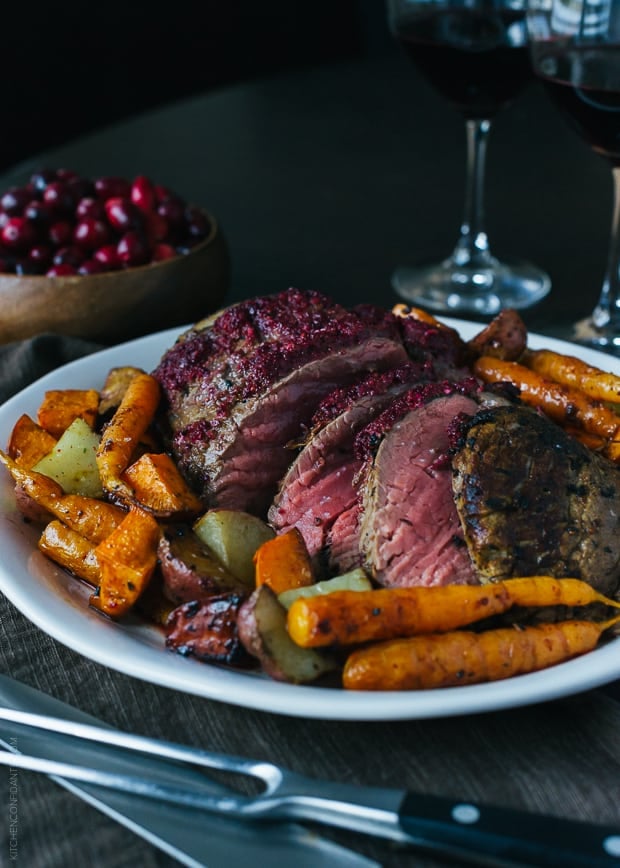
[1, 704, 619, 868]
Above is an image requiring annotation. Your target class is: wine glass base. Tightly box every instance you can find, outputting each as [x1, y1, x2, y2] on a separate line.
[555, 316, 620, 357]
[391, 258, 551, 316]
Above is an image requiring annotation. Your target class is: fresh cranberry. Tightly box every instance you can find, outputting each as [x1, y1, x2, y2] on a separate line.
[29, 244, 53, 266]
[104, 197, 144, 232]
[29, 168, 58, 192]
[117, 231, 150, 266]
[43, 181, 77, 214]
[74, 218, 110, 250]
[67, 175, 94, 201]
[94, 176, 131, 200]
[2, 217, 37, 249]
[46, 263, 77, 276]
[145, 211, 168, 242]
[152, 242, 176, 261]
[131, 175, 156, 212]
[185, 206, 211, 240]
[157, 197, 186, 231]
[48, 220, 74, 246]
[56, 168, 79, 181]
[24, 200, 52, 224]
[78, 258, 107, 275]
[76, 197, 105, 220]
[93, 244, 121, 269]
[53, 246, 84, 268]
[1, 187, 32, 216]
[0, 168, 206, 276]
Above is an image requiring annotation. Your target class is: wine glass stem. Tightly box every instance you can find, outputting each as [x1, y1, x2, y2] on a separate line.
[592, 166, 620, 333]
[452, 118, 495, 269]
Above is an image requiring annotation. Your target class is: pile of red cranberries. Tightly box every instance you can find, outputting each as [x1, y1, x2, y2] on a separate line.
[0, 168, 212, 277]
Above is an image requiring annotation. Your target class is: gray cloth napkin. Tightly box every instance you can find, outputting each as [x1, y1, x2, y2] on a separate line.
[0, 334, 103, 404]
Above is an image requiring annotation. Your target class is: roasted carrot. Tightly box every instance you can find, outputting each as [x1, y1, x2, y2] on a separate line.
[95, 372, 161, 503]
[254, 528, 315, 594]
[342, 616, 620, 691]
[473, 356, 620, 460]
[521, 348, 620, 404]
[38, 521, 100, 585]
[287, 577, 620, 648]
[0, 450, 124, 542]
[502, 576, 620, 610]
[392, 303, 445, 328]
[36, 388, 99, 437]
[7, 414, 57, 469]
[287, 584, 514, 647]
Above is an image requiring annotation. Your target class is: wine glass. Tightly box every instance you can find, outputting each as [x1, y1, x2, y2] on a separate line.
[386, 0, 551, 315]
[527, 0, 620, 353]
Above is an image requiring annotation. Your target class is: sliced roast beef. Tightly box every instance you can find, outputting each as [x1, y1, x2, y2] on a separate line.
[268, 364, 427, 558]
[189, 337, 412, 514]
[153, 290, 423, 514]
[358, 390, 481, 588]
[451, 404, 620, 596]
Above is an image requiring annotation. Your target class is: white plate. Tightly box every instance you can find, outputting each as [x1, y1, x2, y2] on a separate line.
[0, 318, 618, 721]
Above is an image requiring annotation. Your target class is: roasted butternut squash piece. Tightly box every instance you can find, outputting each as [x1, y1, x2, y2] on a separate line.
[122, 452, 203, 517]
[254, 528, 315, 594]
[90, 505, 160, 617]
[37, 388, 99, 437]
[7, 414, 57, 469]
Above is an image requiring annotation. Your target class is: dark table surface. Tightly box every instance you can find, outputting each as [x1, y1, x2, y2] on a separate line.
[0, 53, 619, 868]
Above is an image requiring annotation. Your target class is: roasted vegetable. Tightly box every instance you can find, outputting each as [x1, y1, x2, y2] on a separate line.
[254, 527, 315, 594]
[95, 371, 161, 503]
[36, 388, 99, 438]
[278, 568, 372, 609]
[473, 355, 620, 460]
[466, 309, 527, 361]
[166, 594, 252, 666]
[122, 452, 203, 517]
[33, 418, 103, 497]
[342, 616, 620, 690]
[193, 509, 275, 585]
[237, 585, 338, 683]
[98, 366, 146, 417]
[158, 523, 246, 604]
[38, 520, 100, 585]
[289, 577, 620, 648]
[521, 347, 620, 403]
[7, 414, 57, 469]
[90, 505, 160, 617]
[0, 450, 124, 541]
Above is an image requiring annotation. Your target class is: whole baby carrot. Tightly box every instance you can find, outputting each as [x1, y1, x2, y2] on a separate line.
[342, 616, 620, 691]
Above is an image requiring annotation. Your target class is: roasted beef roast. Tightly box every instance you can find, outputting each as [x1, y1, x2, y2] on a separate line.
[154, 288, 465, 515]
[153, 289, 620, 597]
[451, 403, 620, 596]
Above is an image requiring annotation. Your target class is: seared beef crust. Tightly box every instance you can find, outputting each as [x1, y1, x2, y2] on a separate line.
[451, 404, 620, 596]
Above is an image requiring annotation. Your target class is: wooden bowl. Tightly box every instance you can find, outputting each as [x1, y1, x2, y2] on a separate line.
[0, 212, 231, 345]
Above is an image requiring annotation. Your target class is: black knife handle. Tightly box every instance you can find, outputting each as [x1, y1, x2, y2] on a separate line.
[399, 791, 620, 867]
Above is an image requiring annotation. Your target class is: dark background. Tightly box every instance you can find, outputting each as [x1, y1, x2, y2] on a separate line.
[1, 1, 394, 173]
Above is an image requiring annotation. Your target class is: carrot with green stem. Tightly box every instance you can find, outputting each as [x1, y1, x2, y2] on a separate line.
[287, 576, 620, 648]
[342, 614, 620, 691]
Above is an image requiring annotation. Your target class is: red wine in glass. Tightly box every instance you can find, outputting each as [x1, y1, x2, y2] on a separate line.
[387, 0, 550, 316]
[527, 0, 620, 353]
[395, 9, 532, 119]
[535, 45, 620, 163]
